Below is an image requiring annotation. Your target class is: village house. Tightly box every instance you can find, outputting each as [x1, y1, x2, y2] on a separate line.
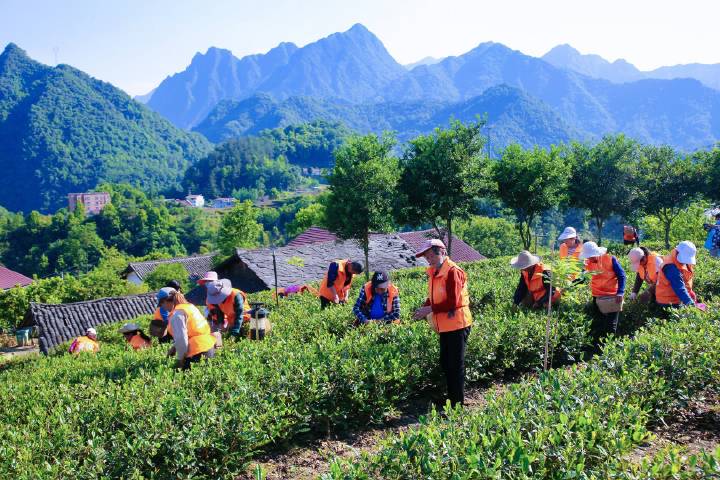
[67, 192, 111, 215]
[123, 253, 216, 286]
[0, 265, 33, 290]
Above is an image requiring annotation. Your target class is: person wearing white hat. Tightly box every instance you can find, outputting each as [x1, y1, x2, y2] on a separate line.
[412, 238, 472, 407]
[627, 247, 663, 303]
[558, 227, 583, 260]
[580, 241, 626, 338]
[205, 279, 251, 338]
[510, 251, 561, 309]
[703, 212, 720, 258]
[655, 241, 706, 310]
[68, 327, 100, 354]
[118, 323, 152, 350]
[352, 271, 401, 325]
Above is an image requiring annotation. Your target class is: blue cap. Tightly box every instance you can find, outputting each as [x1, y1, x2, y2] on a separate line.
[156, 287, 176, 306]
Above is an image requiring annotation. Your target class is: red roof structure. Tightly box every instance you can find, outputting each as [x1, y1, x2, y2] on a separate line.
[0, 266, 33, 290]
[286, 227, 485, 263]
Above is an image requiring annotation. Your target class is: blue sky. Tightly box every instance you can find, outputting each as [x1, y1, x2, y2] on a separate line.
[2, 0, 718, 96]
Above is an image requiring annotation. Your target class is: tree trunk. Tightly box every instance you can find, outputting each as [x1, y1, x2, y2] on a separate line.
[446, 217, 453, 257]
[595, 217, 604, 245]
[663, 217, 672, 250]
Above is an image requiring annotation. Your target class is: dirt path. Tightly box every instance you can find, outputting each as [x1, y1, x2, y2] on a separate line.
[237, 383, 507, 480]
[0, 344, 39, 361]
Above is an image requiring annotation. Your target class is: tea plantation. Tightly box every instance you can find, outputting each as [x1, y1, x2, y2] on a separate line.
[0, 253, 718, 478]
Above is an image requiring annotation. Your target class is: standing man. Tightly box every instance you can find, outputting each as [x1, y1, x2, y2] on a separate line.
[318, 259, 364, 309]
[412, 239, 472, 408]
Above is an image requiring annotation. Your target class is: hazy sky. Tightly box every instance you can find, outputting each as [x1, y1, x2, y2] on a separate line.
[2, 0, 718, 96]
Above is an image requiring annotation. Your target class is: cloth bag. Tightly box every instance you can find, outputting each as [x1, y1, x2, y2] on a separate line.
[596, 295, 624, 314]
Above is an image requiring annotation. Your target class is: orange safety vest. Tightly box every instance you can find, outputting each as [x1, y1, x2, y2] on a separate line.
[623, 226, 637, 241]
[166, 303, 216, 357]
[656, 250, 695, 305]
[208, 288, 250, 326]
[319, 259, 354, 302]
[585, 254, 619, 297]
[559, 241, 583, 260]
[637, 252, 660, 284]
[128, 333, 151, 350]
[427, 258, 473, 333]
[71, 336, 99, 354]
[363, 282, 399, 313]
[153, 308, 163, 322]
[521, 262, 562, 303]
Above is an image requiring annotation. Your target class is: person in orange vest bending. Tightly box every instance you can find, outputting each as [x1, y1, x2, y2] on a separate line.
[579, 242, 626, 338]
[558, 227, 583, 260]
[205, 278, 251, 339]
[156, 287, 216, 370]
[510, 251, 561, 309]
[318, 259, 364, 309]
[69, 328, 100, 354]
[412, 239, 472, 408]
[352, 271, 401, 325]
[118, 323, 152, 350]
[655, 241, 706, 311]
[627, 247, 663, 304]
[623, 225, 640, 247]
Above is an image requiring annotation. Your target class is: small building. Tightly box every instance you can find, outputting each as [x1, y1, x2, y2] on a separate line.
[185, 234, 426, 304]
[185, 194, 205, 208]
[211, 197, 236, 209]
[123, 253, 216, 286]
[0, 265, 33, 290]
[68, 192, 111, 215]
[23, 294, 157, 355]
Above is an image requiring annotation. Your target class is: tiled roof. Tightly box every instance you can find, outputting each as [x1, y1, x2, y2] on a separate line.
[397, 230, 486, 262]
[28, 294, 157, 354]
[287, 227, 485, 263]
[0, 266, 33, 290]
[287, 226, 341, 247]
[125, 254, 216, 282]
[236, 235, 426, 291]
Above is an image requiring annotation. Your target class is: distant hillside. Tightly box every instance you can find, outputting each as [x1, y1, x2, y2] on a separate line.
[0, 43, 212, 213]
[194, 85, 577, 151]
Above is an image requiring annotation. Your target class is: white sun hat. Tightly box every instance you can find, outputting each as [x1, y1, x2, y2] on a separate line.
[676, 240, 697, 265]
[579, 241, 607, 260]
[509, 250, 541, 269]
[558, 227, 578, 241]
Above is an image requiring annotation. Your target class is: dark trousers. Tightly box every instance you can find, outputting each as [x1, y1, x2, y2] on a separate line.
[591, 299, 620, 338]
[320, 296, 332, 309]
[439, 326, 471, 407]
[182, 348, 216, 370]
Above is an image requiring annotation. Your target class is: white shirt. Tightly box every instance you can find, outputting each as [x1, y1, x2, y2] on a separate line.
[169, 309, 189, 360]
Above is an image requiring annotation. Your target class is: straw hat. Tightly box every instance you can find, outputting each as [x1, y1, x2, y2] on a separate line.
[509, 250, 541, 269]
[558, 227, 578, 241]
[579, 241, 607, 259]
[676, 241, 697, 265]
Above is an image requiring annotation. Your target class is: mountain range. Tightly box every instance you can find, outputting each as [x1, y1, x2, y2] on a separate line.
[144, 24, 720, 151]
[0, 43, 211, 212]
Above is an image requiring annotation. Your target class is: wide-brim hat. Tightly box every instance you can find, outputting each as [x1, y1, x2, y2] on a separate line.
[676, 240, 697, 265]
[509, 250, 541, 269]
[558, 227, 577, 241]
[206, 279, 233, 304]
[579, 241, 607, 259]
[415, 238, 446, 258]
[118, 323, 140, 334]
[198, 271, 218, 285]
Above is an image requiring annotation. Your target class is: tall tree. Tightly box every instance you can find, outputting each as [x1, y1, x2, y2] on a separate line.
[325, 133, 400, 279]
[216, 201, 264, 256]
[568, 135, 641, 244]
[492, 144, 570, 249]
[694, 146, 720, 205]
[395, 120, 488, 255]
[638, 145, 704, 249]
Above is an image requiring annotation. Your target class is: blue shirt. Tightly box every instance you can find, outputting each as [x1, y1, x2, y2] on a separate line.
[369, 295, 385, 319]
[660, 264, 694, 305]
[611, 256, 626, 296]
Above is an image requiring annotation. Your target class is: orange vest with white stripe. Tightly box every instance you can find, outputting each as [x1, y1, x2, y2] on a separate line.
[559, 241, 583, 260]
[363, 282, 399, 313]
[427, 258, 472, 333]
[637, 252, 660, 284]
[655, 250, 695, 305]
[72, 336, 99, 354]
[521, 262, 562, 303]
[319, 260, 354, 302]
[208, 288, 250, 326]
[585, 254, 619, 297]
[167, 303, 216, 357]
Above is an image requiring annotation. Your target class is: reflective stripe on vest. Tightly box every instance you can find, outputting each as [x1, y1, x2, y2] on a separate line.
[319, 259, 353, 301]
[586, 254, 618, 297]
[167, 303, 216, 357]
[638, 252, 660, 284]
[73, 336, 99, 353]
[521, 262, 561, 303]
[427, 258, 473, 333]
[363, 282, 398, 313]
[656, 250, 695, 305]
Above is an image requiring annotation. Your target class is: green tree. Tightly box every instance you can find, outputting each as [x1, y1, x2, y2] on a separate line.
[216, 201, 264, 256]
[325, 133, 400, 278]
[492, 144, 570, 249]
[395, 120, 488, 255]
[694, 146, 720, 205]
[144, 263, 192, 292]
[568, 135, 641, 245]
[637, 145, 704, 249]
[640, 201, 710, 247]
[286, 202, 327, 238]
[454, 216, 522, 258]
